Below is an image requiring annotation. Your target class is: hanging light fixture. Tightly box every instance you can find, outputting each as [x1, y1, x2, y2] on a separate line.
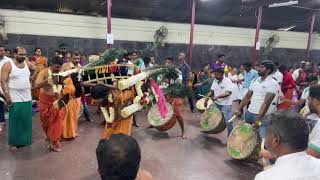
[278, 25, 296, 31]
[269, 0, 298, 8]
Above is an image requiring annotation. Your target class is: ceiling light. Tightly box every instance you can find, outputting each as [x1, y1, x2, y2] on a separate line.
[269, 0, 298, 8]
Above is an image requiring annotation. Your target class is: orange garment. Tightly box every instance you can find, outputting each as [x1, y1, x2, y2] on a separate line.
[32, 56, 48, 99]
[34, 56, 48, 68]
[102, 116, 133, 140]
[102, 89, 135, 140]
[61, 77, 81, 139]
[39, 91, 66, 147]
[278, 88, 294, 109]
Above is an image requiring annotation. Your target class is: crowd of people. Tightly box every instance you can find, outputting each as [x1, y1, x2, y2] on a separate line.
[1, 43, 320, 180]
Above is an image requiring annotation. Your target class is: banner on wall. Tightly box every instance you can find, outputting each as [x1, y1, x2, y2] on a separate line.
[107, 34, 114, 45]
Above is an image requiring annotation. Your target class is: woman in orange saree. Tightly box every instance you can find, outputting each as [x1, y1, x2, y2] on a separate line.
[61, 77, 81, 139]
[31, 48, 48, 99]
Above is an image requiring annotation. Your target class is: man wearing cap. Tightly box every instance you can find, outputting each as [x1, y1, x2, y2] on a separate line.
[205, 67, 234, 135]
[235, 60, 279, 138]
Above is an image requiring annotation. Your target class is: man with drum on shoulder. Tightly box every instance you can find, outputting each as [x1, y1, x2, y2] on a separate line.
[205, 67, 234, 135]
[148, 57, 187, 139]
[235, 60, 279, 139]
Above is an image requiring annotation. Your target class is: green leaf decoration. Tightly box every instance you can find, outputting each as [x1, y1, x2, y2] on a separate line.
[85, 48, 127, 68]
[148, 65, 180, 82]
[229, 147, 241, 158]
[202, 119, 210, 129]
[239, 123, 252, 135]
[208, 108, 219, 114]
[162, 83, 189, 98]
[152, 117, 162, 125]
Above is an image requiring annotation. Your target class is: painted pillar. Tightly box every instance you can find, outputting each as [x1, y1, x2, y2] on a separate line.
[107, 0, 112, 49]
[253, 6, 263, 67]
[306, 13, 316, 61]
[189, 0, 196, 66]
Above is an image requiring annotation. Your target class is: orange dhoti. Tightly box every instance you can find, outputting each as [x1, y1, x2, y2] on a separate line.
[62, 97, 81, 139]
[102, 116, 133, 140]
[39, 91, 66, 147]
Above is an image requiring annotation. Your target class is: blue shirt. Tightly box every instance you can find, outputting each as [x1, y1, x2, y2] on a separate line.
[243, 69, 258, 89]
[178, 62, 190, 86]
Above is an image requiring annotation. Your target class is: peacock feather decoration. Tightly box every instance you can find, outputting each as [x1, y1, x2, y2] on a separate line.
[84, 48, 126, 75]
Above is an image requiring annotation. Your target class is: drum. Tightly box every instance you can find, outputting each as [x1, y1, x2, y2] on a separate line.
[227, 123, 261, 161]
[196, 98, 213, 113]
[148, 103, 176, 131]
[200, 106, 226, 134]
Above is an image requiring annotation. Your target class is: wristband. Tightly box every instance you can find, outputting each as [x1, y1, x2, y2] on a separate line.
[256, 119, 262, 127]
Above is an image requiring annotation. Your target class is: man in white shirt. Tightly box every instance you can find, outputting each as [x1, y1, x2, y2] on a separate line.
[292, 61, 307, 81]
[255, 110, 320, 180]
[205, 67, 234, 135]
[299, 75, 319, 130]
[271, 62, 283, 84]
[148, 56, 158, 68]
[0, 44, 12, 132]
[271, 62, 284, 107]
[306, 84, 320, 158]
[235, 60, 279, 138]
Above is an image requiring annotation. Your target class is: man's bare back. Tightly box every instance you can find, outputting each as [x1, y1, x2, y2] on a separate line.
[35, 68, 55, 96]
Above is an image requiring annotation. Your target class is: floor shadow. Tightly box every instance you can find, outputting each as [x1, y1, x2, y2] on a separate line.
[224, 158, 263, 180]
[77, 173, 100, 180]
[193, 134, 226, 150]
[224, 158, 263, 174]
[144, 129, 171, 140]
[188, 120, 201, 128]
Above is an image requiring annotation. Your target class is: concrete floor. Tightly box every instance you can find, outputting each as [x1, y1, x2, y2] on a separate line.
[0, 105, 262, 180]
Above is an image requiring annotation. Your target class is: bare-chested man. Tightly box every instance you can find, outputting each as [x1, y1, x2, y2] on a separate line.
[35, 56, 65, 152]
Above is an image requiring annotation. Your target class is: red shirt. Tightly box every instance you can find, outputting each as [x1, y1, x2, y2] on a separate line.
[281, 71, 295, 93]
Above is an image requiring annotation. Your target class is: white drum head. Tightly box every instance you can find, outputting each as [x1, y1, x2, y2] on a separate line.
[196, 98, 213, 110]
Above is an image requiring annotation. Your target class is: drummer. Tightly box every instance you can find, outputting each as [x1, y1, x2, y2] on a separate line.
[147, 58, 186, 139]
[205, 67, 234, 135]
[235, 60, 279, 139]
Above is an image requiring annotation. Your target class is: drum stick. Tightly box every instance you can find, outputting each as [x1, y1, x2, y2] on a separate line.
[227, 115, 237, 123]
[261, 138, 271, 170]
[198, 94, 211, 99]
